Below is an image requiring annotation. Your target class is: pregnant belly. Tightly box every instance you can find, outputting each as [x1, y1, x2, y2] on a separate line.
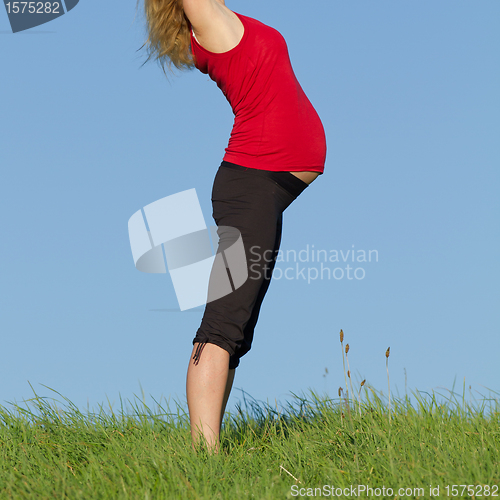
[290, 171, 320, 185]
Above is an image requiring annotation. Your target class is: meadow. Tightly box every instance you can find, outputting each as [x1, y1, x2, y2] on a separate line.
[1, 333, 499, 499]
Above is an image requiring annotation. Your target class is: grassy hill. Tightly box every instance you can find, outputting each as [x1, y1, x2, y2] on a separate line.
[1, 386, 498, 499]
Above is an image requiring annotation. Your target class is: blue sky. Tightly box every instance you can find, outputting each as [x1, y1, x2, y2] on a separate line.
[1, 0, 499, 415]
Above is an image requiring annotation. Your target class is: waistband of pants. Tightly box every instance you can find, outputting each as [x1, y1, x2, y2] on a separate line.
[219, 161, 309, 198]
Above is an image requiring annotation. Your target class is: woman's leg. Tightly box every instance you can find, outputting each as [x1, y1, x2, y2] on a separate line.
[221, 368, 235, 426]
[186, 342, 229, 452]
[186, 343, 235, 453]
[239, 213, 283, 349]
[186, 164, 307, 451]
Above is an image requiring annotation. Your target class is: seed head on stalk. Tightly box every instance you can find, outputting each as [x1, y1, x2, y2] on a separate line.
[357, 379, 366, 416]
[340, 330, 349, 404]
[338, 387, 344, 426]
[386, 347, 391, 422]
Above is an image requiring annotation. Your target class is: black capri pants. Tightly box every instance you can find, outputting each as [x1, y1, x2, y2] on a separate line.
[192, 160, 310, 369]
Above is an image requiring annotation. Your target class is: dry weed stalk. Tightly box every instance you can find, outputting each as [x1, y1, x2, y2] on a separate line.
[345, 343, 354, 408]
[279, 465, 302, 484]
[338, 387, 344, 426]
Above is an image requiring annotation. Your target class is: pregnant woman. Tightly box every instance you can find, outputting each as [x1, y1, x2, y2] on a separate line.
[140, 0, 327, 451]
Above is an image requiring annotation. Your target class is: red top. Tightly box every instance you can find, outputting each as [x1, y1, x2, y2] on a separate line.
[190, 13, 326, 173]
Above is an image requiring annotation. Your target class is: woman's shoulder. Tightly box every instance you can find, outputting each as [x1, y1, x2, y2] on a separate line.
[188, 4, 246, 54]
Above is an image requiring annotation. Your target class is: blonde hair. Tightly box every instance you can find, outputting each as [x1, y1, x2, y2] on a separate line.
[137, 0, 195, 75]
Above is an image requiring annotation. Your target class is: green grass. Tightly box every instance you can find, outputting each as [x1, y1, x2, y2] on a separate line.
[0, 386, 499, 499]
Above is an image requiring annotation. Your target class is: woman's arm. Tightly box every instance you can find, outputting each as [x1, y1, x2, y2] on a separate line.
[182, 0, 244, 53]
[182, 0, 221, 32]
